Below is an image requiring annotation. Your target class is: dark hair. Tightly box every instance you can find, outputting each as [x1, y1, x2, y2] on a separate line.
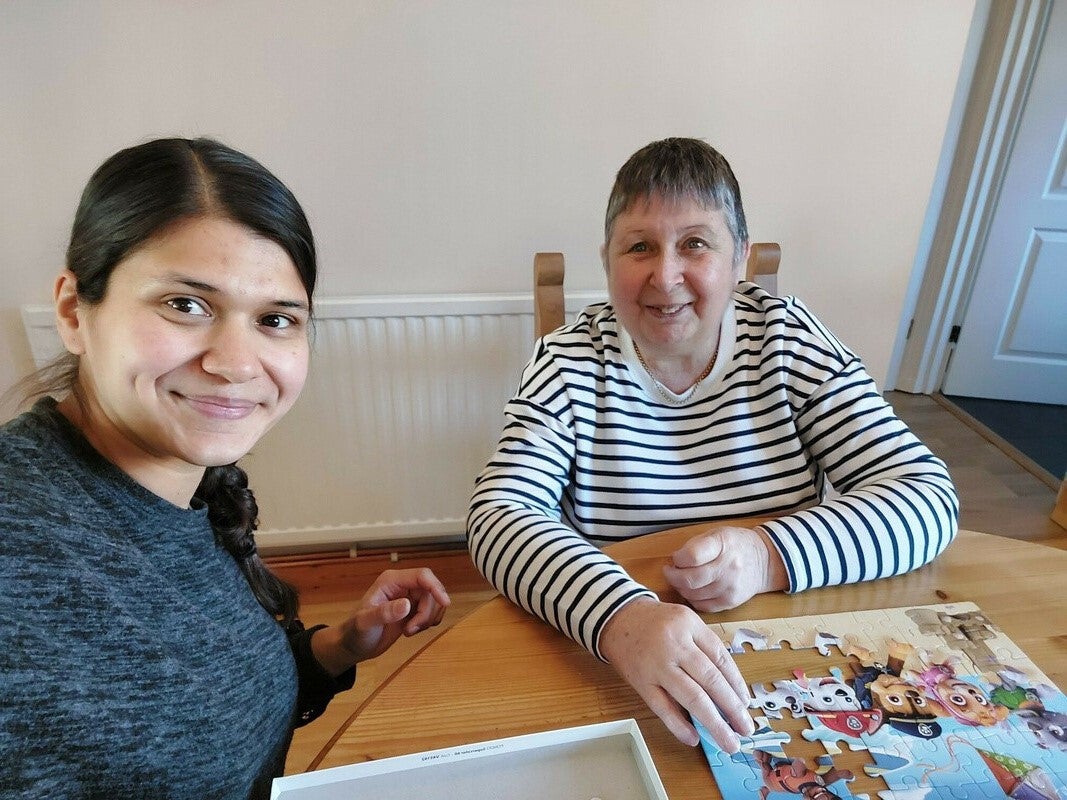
[38, 137, 316, 625]
[604, 137, 748, 264]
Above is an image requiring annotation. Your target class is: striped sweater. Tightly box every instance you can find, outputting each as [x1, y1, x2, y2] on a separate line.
[467, 283, 959, 658]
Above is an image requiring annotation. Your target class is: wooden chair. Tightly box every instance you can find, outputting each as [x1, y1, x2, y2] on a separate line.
[533, 252, 566, 339]
[746, 242, 781, 294]
[533, 242, 781, 338]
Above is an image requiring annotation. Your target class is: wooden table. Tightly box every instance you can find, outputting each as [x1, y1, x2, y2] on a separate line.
[316, 528, 1067, 797]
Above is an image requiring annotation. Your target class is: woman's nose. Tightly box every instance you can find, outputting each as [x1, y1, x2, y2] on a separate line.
[200, 322, 263, 383]
[649, 250, 685, 292]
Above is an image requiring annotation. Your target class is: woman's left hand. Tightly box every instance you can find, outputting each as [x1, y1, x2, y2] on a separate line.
[313, 568, 451, 675]
[663, 527, 787, 612]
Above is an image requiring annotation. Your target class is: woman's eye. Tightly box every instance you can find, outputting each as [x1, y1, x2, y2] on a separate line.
[260, 313, 297, 330]
[684, 238, 708, 249]
[627, 242, 648, 253]
[166, 297, 209, 316]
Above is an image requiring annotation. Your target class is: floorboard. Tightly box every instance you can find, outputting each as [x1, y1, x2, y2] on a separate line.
[269, 391, 1066, 776]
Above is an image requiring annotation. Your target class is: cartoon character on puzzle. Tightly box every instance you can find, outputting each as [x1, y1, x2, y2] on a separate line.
[752, 748, 855, 800]
[848, 639, 943, 740]
[695, 604, 1067, 800]
[753, 669, 883, 739]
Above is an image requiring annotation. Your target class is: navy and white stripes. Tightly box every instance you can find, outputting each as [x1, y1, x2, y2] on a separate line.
[467, 283, 959, 657]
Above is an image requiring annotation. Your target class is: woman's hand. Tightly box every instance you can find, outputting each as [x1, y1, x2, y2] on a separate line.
[663, 526, 788, 612]
[598, 597, 755, 752]
[312, 567, 451, 676]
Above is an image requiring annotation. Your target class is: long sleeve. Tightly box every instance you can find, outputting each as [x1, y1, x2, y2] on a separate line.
[467, 336, 657, 659]
[286, 621, 357, 727]
[467, 290, 959, 659]
[755, 303, 959, 591]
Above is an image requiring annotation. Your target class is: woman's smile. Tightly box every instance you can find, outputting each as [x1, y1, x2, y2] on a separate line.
[643, 301, 691, 318]
[176, 393, 262, 421]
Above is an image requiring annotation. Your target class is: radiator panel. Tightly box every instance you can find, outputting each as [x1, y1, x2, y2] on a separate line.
[20, 291, 603, 552]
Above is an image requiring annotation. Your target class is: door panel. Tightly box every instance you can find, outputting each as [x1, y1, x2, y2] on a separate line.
[943, 0, 1067, 404]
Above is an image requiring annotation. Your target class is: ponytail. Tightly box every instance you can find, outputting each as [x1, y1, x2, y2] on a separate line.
[195, 464, 299, 626]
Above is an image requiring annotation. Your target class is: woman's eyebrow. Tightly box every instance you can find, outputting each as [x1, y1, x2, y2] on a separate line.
[160, 274, 218, 293]
[274, 299, 310, 311]
[157, 273, 309, 310]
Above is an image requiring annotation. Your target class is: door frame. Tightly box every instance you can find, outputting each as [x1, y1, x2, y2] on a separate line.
[887, 0, 1054, 393]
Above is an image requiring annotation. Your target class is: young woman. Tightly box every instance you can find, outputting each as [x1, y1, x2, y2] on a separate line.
[0, 138, 450, 799]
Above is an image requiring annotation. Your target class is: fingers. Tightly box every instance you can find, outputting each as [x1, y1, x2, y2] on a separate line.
[369, 567, 451, 606]
[691, 628, 755, 736]
[404, 590, 448, 635]
[602, 599, 754, 753]
[665, 573, 745, 613]
[639, 684, 702, 748]
[365, 568, 450, 636]
[675, 630, 753, 751]
[644, 645, 753, 753]
[403, 567, 450, 634]
[664, 527, 769, 612]
[663, 561, 739, 612]
[663, 561, 716, 596]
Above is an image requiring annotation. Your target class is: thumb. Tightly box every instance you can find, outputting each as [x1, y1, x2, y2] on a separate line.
[671, 530, 725, 568]
[378, 597, 412, 625]
[357, 597, 411, 630]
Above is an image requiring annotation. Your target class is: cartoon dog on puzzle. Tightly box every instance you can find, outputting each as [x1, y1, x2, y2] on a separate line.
[753, 748, 854, 800]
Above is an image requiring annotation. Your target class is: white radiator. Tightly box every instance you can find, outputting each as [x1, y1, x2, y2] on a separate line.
[21, 291, 603, 552]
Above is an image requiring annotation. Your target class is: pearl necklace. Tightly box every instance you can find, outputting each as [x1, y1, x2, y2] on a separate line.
[633, 342, 717, 404]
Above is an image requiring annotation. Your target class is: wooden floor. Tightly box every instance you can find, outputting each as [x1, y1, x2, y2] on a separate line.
[267, 390, 1066, 776]
[892, 392, 1065, 546]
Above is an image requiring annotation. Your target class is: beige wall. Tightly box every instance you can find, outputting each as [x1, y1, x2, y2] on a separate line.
[0, 0, 976, 418]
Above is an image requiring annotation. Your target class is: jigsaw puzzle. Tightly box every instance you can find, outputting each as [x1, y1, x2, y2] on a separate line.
[694, 603, 1067, 800]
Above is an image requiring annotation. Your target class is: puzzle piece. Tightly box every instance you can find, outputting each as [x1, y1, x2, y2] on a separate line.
[731, 626, 784, 653]
[696, 603, 1067, 800]
[752, 681, 804, 720]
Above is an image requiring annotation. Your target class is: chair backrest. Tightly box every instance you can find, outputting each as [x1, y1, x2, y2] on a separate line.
[745, 242, 781, 295]
[533, 242, 781, 338]
[533, 251, 566, 338]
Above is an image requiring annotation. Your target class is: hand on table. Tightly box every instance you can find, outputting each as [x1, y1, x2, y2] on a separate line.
[663, 526, 788, 612]
[313, 567, 451, 676]
[598, 597, 755, 752]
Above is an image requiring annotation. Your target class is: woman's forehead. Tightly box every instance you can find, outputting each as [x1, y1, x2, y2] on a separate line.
[612, 193, 725, 231]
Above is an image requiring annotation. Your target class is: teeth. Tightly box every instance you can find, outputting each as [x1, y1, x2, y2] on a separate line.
[657, 305, 683, 314]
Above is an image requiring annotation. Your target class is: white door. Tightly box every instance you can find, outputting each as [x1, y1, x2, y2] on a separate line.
[942, 0, 1067, 404]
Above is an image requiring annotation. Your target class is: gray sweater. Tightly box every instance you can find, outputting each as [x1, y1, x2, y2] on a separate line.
[0, 399, 351, 799]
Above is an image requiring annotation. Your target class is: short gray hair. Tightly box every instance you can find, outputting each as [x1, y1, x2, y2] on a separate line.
[604, 138, 748, 264]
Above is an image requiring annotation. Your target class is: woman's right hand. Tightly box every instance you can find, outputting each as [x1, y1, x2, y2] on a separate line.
[312, 567, 450, 676]
[598, 596, 754, 752]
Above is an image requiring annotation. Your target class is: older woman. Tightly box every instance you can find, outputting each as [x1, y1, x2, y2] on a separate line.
[467, 137, 958, 753]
